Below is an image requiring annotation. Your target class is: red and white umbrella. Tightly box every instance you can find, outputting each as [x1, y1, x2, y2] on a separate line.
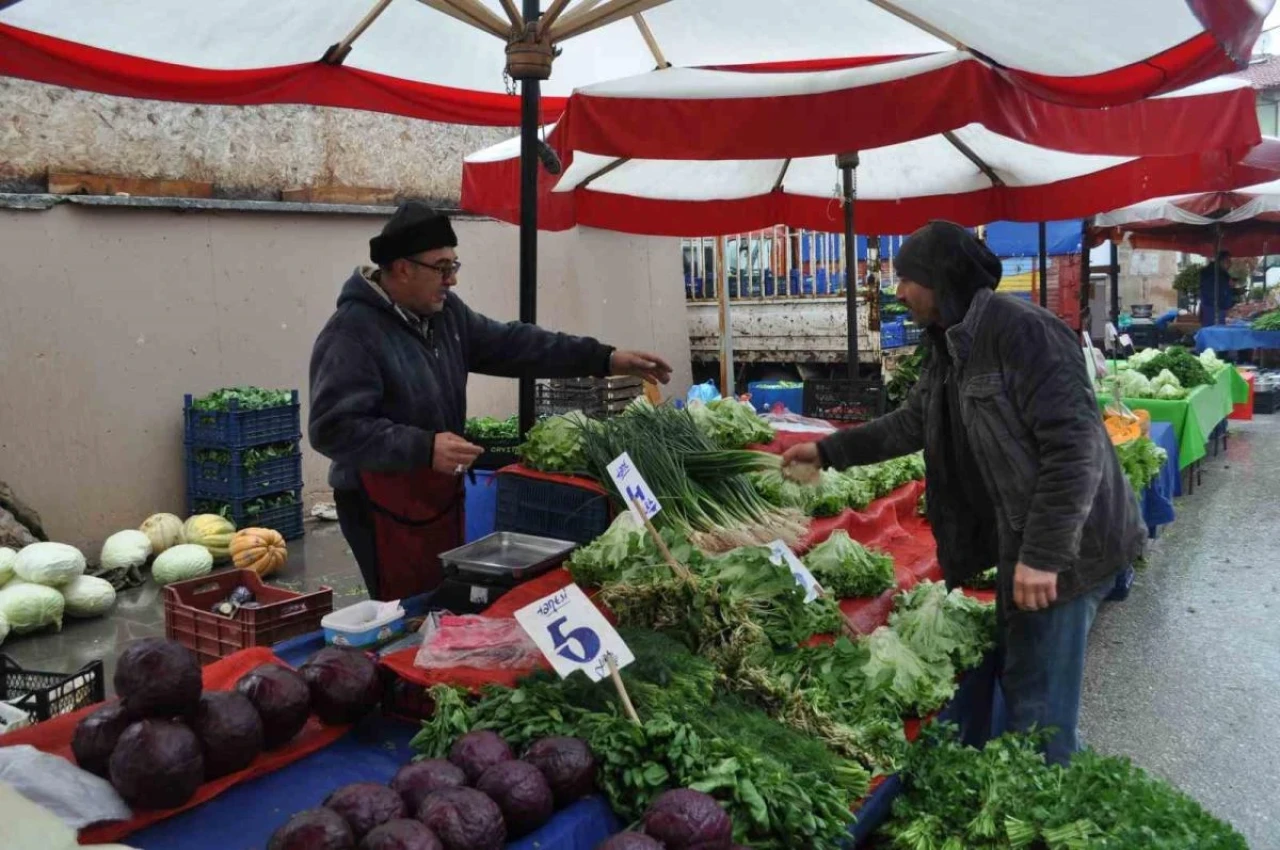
[1093, 173, 1280, 256]
[462, 124, 1280, 237]
[0, 0, 1271, 126]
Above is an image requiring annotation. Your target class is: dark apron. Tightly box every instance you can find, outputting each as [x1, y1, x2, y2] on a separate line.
[358, 467, 464, 601]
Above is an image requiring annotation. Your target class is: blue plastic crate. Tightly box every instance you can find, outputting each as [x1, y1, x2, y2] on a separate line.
[185, 443, 302, 498]
[465, 470, 498, 543]
[184, 390, 301, 448]
[881, 319, 906, 348]
[902, 321, 924, 346]
[188, 490, 305, 540]
[494, 471, 612, 545]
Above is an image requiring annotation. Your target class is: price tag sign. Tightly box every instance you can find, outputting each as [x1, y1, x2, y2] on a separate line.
[607, 451, 662, 521]
[514, 583, 635, 683]
[768, 540, 822, 604]
[1119, 334, 1134, 349]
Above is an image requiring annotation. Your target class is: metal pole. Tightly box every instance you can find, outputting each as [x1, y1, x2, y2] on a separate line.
[1038, 221, 1049, 309]
[516, 0, 543, 436]
[838, 153, 859, 379]
[716, 236, 735, 397]
[1109, 240, 1120, 329]
[1213, 225, 1223, 326]
[1079, 219, 1091, 335]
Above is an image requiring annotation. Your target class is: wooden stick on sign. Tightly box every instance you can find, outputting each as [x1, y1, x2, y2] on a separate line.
[630, 496, 692, 581]
[606, 654, 641, 726]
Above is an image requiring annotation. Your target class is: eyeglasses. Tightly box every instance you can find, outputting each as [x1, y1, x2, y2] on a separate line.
[405, 258, 462, 277]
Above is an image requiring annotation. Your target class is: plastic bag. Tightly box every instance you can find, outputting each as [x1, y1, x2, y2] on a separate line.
[0, 746, 132, 831]
[760, 412, 838, 434]
[686, 381, 721, 405]
[413, 613, 544, 671]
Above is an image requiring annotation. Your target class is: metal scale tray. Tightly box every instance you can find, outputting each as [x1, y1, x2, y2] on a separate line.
[439, 531, 578, 586]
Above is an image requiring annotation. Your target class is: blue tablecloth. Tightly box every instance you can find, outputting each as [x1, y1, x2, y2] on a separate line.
[1194, 325, 1280, 352]
[126, 713, 621, 850]
[1143, 421, 1179, 537]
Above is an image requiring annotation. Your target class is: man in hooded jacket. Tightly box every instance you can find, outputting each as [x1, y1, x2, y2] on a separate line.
[310, 202, 671, 602]
[783, 220, 1145, 764]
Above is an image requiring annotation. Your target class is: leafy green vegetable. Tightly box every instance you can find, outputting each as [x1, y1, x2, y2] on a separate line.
[803, 530, 896, 598]
[1253, 308, 1280, 331]
[860, 626, 957, 718]
[889, 581, 996, 671]
[192, 491, 297, 520]
[964, 566, 998, 590]
[519, 412, 595, 473]
[1133, 346, 1212, 389]
[565, 512, 648, 588]
[688, 399, 775, 449]
[465, 414, 519, 442]
[1115, 436, 1167, 494]
[194, 441, 298, 474]
[886, 345, 929, 409]
[883, 724, 1249, 850]
[190, 387, 292, 412]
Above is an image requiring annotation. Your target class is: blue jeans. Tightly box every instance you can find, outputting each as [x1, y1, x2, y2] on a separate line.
[999, 576, 1114, 765]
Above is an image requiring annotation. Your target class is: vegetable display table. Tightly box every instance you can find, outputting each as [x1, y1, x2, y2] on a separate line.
[124, 714, 621, 850]
[1097, 366, 1235, 470]
[1194, 325, 1280, 353]
[1141, 422, 1179, 538]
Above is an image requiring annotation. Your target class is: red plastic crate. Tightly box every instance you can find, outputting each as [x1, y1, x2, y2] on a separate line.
[164, 569, 332, 664]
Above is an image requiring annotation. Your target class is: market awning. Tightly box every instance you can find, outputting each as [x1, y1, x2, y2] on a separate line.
[462, 127, 1280, 236]
[0, 0, 1271, 126]
[1093, 174, 1280, 255]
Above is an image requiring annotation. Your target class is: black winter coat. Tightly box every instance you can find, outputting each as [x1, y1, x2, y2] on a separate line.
[309, 270, 614, 490]
[819, 289, 1145, 603]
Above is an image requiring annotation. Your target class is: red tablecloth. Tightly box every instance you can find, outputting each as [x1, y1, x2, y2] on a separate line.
[0, 647, 351, 845]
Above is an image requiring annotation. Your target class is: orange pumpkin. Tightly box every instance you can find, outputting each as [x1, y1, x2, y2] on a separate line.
[229, 527, 287, 577]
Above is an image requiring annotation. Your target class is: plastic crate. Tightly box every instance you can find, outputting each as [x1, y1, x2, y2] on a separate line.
[803, 379, 885, 423]
[184, 390, 301, 448]
[185, 442, 303, 497]
[536, 383, 605, 418]
[473, 437, 522, 471]
[164, 569, 333, 664]
[0, 655, 105, 724]
[495, 470, 613, 545]
[188, 490, 306, 540]
[902, 321, 924, 346]
[881, 319, 905, 348]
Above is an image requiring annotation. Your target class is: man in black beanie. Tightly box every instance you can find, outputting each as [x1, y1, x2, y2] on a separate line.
[309, 201, 671, 601]
[783, 220, 1144, 765]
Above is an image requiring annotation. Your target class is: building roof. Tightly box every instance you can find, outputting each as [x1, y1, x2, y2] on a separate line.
[1235, 55, 1280, 92]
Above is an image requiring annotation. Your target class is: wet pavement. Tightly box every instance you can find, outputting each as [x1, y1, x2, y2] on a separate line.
[2, 517, 366, 698]
[1081, 415, 1280, 849]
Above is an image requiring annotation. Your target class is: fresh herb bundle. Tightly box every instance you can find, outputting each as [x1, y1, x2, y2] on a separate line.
[803, 530, 897, 598]
[194, 441, 298, 474]
[1115, 436, 1168, 494]
[688, 398, 776, 448]
[190, 386, 292, 411]
[465, 414, 519, 442]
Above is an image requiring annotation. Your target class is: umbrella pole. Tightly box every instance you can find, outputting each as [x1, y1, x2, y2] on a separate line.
[1109, 240, 1120, 331]
[1038, 221, 1049, 309]
[839, 153, 860, 379]
[1213, 224, 1222, 327]
[716, 235, 735, 397]
[517, 0, 543, 436]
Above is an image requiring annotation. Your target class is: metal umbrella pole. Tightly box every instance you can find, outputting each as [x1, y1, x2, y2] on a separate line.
[1213, 223, 1223, 326]
[1038, 221, 1049, 308]
[838, 152, 860, 378]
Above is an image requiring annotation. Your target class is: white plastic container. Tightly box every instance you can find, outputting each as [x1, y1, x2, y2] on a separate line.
[321, 600, 405, 648]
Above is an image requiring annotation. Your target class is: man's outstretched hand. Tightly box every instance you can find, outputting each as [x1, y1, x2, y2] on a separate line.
[611, 350, 673, 385]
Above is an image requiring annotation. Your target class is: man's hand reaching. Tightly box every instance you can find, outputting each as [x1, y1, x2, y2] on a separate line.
[433, 432, 484, 476]
[781, 442, 823, 485]
[610, 350, 673, 385]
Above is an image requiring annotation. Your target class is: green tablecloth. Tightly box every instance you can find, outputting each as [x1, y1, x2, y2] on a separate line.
[1098, 366, 1235, 469]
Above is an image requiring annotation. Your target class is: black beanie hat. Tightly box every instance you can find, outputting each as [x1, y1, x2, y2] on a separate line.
[894, 220, 1002, 327]
[370, 201, 458, 266]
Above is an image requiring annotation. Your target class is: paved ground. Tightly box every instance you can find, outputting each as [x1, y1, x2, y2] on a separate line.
[7, 418, 1278, 846]
[1081, 415, 1280, 849]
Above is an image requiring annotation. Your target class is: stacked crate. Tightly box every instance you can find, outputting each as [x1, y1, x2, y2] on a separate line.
[183, 390, 305, 539]
[535, 376, 644, 418]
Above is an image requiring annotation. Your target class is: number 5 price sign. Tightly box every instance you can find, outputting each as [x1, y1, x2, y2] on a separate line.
[514, 583, 641, 724]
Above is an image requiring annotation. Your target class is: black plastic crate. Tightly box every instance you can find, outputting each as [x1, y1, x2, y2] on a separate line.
[473, 437, 522, 471]
[184, 390, 301, 448]
[185, 442, 303, 497]
[0, 656, 105, 723]
[1255, 390, 1277, 415]
[188, 489, 306, 539]
[535, 383, 605, 418]
[495, 471, 612, 545]
[803, 379, 885, 423]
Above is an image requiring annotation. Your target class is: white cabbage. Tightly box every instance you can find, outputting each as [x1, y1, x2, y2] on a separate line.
[152, 544, 214, 586]
[0, 547, 15, 586]
[14, 542, 86, 587]
[100, 530, 153, 572]
[0, 582, 65, 633]
[61, 575, 118, 618]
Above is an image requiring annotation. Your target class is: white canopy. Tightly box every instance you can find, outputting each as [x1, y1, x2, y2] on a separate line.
[0, 0, 1271, 125]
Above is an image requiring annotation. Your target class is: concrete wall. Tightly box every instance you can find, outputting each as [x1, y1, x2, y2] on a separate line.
[0, 201, 688, 551]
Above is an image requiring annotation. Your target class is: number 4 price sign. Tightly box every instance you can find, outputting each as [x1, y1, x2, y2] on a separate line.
[606, 451, 693, 582]
[514, 584, 642, 724]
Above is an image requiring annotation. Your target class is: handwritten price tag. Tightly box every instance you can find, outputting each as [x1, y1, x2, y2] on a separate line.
[607, 451, 662, 521]
[514, 584, 635, 683]
[768, 540, 822, 604]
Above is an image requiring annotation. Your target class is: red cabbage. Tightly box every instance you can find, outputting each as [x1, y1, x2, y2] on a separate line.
[113, 638, 202, 718]
[523, 736, 596, 807]
[360, 819, 444, 850]
[596, 835, 665, 850]
[391, 760, 468, 812]
[236, 663, 311, 749]
[448, 730, 512, 784]
[190, 691, 264, 778]
[475, 760, 553, 837]
[108, 719, 204, 809]
[301, 647, 382, 725]
[72, 701, 131, 777]
[642, 789, 733, 850]
[268, 807, 356, 850]
[416, 787, 506, 850]
[324, 783, 408, 839]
